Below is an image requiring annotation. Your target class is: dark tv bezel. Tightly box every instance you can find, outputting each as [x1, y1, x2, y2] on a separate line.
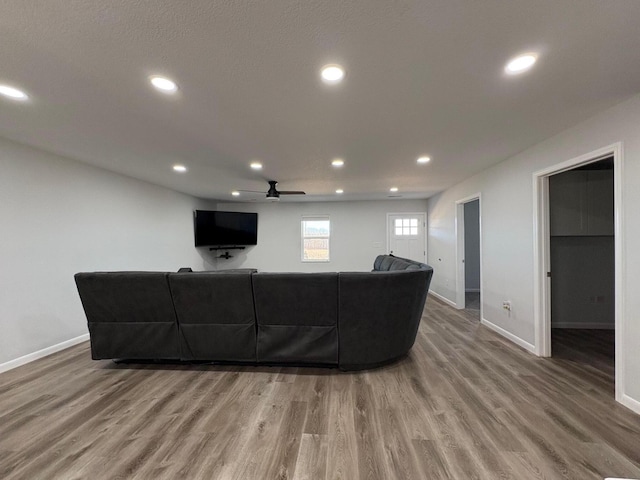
[194, 210, 258, 247]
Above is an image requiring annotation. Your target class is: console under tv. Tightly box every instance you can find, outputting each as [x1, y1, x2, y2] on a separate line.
[208, 246, 246, 259]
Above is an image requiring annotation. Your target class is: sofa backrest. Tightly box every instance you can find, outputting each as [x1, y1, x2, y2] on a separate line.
[168, 271, 255, 326]
[75, 272, 177, 324]
[252, 272, 339, 364]
[338, 267, 433, 369]
[74, 272, 181, 359]
[168, 271, 257, 361]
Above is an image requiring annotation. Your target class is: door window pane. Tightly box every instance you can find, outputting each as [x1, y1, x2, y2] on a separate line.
[394, 217, 419, 236]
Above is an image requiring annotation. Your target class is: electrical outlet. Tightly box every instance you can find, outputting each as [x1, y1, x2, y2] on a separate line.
[502, 301, 511, 312]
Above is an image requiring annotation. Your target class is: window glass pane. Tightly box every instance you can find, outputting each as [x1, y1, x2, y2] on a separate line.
[410, 219, 418, 227]
[302, 217, 330, 262]
[303, 220, 330, 237]
[395, 227, 403, 236]
[395, 219, 402, 227]
[303, 238, 329, 260]
[403, 219, 410, 227]
[411, 227, 418, 235]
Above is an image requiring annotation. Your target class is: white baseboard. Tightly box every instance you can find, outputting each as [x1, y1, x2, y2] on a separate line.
[465, 288, 480, 293]
[429, 291, 457, 308]
[620, 393, 640, 416]
[481, 317, 536, 354]
[552, 322, 615, 329]
[0, 333, 89, 374]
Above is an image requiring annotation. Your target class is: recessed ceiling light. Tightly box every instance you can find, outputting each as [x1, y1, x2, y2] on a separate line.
[150, 76, 178, 93]
[336, 189, 344, 194]
[0, 84, 29, 101]
[331, 158, 345, 167]
[505, 54, 537, 75]
[172, 164, 187, 173]
[250, 161, 263, 170]
[417, 156, 431, 164]
[390, 187, 399, 192]
[232, 191, 240, 196]
[321, 64, 345, 84]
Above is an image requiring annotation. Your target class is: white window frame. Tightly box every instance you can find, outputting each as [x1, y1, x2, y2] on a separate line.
[301, 215, 331, 262]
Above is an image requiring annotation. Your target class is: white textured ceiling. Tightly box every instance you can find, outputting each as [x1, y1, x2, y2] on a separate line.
[1, 1, 640, 202]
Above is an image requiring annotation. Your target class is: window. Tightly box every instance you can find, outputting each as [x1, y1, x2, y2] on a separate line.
[301, 216, 330, 262]
[394, 218, 418, 236]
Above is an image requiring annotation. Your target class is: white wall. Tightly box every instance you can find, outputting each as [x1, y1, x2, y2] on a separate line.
[0, 137, 208, 367]
[426, 93, 640, 408]
[213, 200, 428, 272]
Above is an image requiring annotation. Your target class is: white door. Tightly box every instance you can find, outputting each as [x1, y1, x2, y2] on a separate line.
[387, 213, 426, 263]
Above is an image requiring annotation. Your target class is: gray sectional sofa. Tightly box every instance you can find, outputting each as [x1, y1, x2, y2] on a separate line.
[75, 255, 433, 370]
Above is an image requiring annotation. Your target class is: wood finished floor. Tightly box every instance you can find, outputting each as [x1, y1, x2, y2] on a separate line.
[1, 298, 639, 480]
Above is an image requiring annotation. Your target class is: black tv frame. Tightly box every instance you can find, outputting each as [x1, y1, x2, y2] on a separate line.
[193, 210, 258, 247]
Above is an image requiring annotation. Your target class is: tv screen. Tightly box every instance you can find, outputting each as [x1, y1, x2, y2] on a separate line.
[194, 210, 258, 246]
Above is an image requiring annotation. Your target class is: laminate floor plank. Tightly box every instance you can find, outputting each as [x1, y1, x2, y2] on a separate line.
[291, 433, 328, 480]
[1, 297, 639, 479]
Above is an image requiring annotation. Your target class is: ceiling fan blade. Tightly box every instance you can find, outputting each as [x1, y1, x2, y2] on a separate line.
[237, 189, 265, 194]
[278, 190, 306, 195]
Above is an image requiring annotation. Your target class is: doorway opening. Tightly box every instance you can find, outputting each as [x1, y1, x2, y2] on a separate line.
[455, 194, 482, 319]
[533, 143, 623, 402]
[549, 157, 615, 382]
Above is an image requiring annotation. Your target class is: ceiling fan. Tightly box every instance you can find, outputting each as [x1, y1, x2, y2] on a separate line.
[239, 180, 306, 201]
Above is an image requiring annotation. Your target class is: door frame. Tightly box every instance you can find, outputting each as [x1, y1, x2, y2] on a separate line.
[532, 142, 624, 401]
[386, 212, 427, 262]
[455, 194, 483, 317]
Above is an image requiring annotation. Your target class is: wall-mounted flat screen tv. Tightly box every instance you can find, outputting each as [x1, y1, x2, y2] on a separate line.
[194, 210, 258, 246]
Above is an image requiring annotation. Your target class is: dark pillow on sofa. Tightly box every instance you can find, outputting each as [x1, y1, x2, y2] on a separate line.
[389, 259, 413, 270]
[373, 255, 385, 271]
[379, 256, 396, 271]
